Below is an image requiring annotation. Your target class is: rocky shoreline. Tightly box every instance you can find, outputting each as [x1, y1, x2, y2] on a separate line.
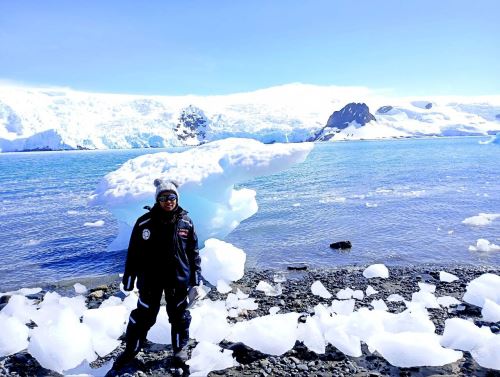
[1, 265, 499, 377]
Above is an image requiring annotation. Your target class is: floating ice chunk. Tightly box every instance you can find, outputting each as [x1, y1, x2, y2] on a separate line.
[365, 202, 378, 208]
[28, 308, 96, 373]
[441, 317, 494, 352]
[463, 273, 500, 307]
[200, 239, 246, 287]
[369, 331, 462, 367]
[228, 312, 300, 355]
[0, 287, 42, 298]
[32, 292, 87, 326]
[256, 281, 282, 296]
[0, 313, 29, 356]
[324, 322, 362, 357]
[363, 264, 389, 279]
[83, 220, 105, 227]
[365, 285, 378, 296]
[235, 288, 249, 299]
[352, 290, 364, 300]
[411, 290, 440, 309]
[437, 296, 461, 308]
[25, 239, 41, 246]
[371, 299, 388, 311]
[311, 281, 332, 299]
[383, 308, 435, 334]
[63, 359, 113, 377]
[336, 287, 354, 300]
[417, 282, 436, 293]
[90, 138, 313, 250]
[147, 309, 171, 345]
[471, 335, 500, 370]
[297, 315, 325, 354]
[216, 280, 232, 294]
[99, 296, 123, 308]
[387, 293, 405, 302]
[186, 341, 238, 377]
[122, 292, 138, 311]
[191, 300, 231, 344]
[439, 271, 459, 283]
[269, 306, 280, 315]
[481, 299, 500, 322]
[1, 294, 37, 324]
[462, 213, 500, 226]
[468, 238, 500, 252]
[330, 299, 355, 315]
[74, 283, 87, 294]
[67, 210, 79, 215]
[83, 305, 128, 356]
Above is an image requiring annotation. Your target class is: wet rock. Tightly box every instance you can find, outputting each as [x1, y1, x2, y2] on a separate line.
[329, 240, 352, 250]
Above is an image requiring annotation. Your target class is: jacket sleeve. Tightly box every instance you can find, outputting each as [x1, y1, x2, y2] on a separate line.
[187, 222, 201, 286]
[122, 222, 141, 291]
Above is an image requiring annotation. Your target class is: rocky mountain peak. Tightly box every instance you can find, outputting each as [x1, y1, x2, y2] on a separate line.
[174, 105, 209, 143]
[326, 102, 376, 129]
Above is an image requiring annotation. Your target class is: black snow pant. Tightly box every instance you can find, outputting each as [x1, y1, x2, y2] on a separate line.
[124, 286, 191, 354]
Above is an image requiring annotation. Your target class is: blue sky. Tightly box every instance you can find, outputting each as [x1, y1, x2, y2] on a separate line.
[0, 0, 499, 96]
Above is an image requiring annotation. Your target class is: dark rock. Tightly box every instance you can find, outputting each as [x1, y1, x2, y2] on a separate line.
[376, 106, 393, 114]
[287, 265, 308, 271]
[326, 103, 376, 129]
[174, 105, 209, 142]
[330, 241, 352, 250]
[225, 342, 268, 364]
[425, 102, 433, 109]
[310, 103, 376, 141]
[0, 295, 10, 305]
[26, 292, 45, 301]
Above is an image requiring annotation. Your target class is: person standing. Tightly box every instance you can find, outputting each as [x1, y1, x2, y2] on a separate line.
[113, 179, 202, 369]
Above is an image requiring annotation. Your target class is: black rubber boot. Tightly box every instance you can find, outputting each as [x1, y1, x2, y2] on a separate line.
[171, 326, 190, 363]
[112, 321, 143, 370]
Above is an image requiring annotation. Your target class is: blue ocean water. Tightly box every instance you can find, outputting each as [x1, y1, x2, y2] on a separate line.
[0, 137, 498, 291]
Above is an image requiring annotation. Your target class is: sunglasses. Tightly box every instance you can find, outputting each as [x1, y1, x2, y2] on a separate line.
[158, 194, 177, 202]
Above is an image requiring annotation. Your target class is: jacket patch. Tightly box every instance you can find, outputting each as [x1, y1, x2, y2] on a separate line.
[142, 229, 151, 240]
[178, 229, 189, 238]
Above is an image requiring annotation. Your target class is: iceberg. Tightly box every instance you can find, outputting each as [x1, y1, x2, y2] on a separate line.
[90, 138, 313, 250]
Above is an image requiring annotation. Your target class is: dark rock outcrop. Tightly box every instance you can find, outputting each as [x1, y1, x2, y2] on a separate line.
[309, 103, 376, 141]
[326, 103, 376, 129]
[376, 106, 393, 114]
[425, 102, 433, 109]
[174, 105, 209, 142]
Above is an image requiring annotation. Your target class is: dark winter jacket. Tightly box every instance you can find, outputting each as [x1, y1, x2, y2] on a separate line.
[122, 204, 201, 292]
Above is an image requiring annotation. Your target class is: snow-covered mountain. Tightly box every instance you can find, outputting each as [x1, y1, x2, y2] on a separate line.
[0, 83, 499, 152]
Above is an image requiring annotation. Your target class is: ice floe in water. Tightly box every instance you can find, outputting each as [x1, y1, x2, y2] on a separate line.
[468, 238, 500, 252]
[462, 213, 500, 226]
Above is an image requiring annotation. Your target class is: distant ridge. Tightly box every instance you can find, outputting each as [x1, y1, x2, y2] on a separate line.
[1, 84, 499, 151]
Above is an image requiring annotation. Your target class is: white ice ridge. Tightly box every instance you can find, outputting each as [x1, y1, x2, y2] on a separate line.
[1, 270, 500, 374]
[90, 138, 313, 249]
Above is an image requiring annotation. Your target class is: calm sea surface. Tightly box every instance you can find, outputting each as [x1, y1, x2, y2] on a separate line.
[0, 137, 498, 291]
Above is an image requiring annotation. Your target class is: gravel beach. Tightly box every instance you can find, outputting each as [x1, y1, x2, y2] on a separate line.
[1, 265, 499, 377]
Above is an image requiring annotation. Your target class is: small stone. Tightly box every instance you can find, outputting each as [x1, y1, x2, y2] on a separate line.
[297, 364, 309, 371]
[289, 356, 300, 364]
[89, 290, 104, 299]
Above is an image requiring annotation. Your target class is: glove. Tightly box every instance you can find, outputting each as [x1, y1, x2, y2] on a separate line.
[187, 284, 205, 307]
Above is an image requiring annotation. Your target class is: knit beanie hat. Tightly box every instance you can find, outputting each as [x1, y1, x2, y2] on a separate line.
[154, 178, 179, 201]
